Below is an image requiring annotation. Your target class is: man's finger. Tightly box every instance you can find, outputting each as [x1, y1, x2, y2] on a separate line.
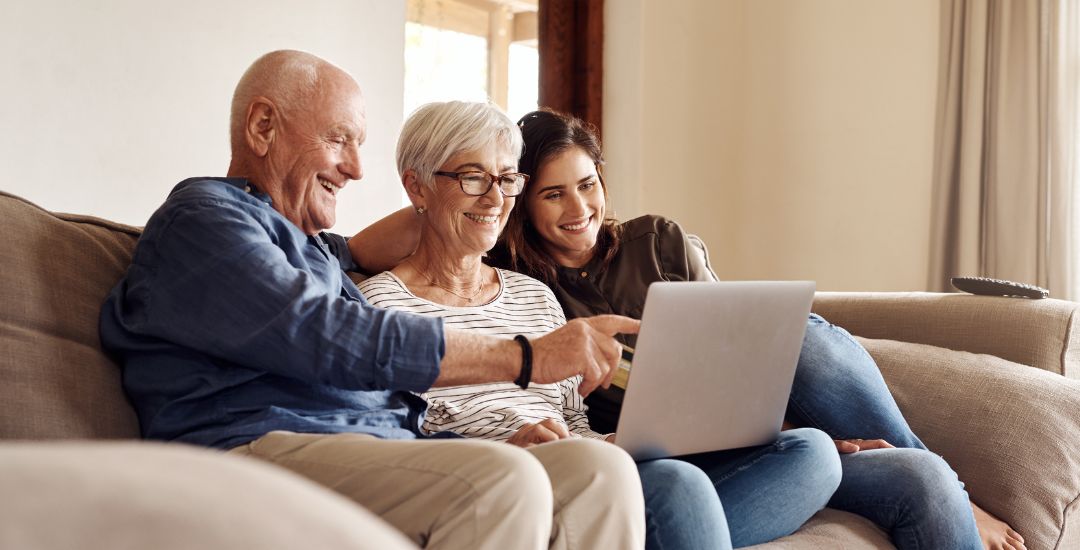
[582, 314, 641, 336]
[578, 359, 602, 396]
[600, 352, 619, 389]
[600, 361, 618, 389]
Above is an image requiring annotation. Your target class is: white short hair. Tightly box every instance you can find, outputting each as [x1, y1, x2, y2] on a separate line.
[396, 101, 523, 186]
[229, 50, 322, 154]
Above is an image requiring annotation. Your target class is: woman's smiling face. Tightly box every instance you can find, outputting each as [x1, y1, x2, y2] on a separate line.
[525, 146, 606, 268]
[423, 141, 519, 257]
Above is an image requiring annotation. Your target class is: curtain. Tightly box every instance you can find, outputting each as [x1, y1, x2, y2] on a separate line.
[537, 0, 604, 135]
[1046, 0, 1080, 299]
[929, 0, 1080, 299]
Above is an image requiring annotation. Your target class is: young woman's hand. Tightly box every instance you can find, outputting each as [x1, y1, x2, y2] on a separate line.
[506, 419, 571, 448]
[780, 421, 894, 454]
[834, 438, 894, 454]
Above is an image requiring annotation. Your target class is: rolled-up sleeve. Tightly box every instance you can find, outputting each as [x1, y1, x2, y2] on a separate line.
[109, 193, 444, 392]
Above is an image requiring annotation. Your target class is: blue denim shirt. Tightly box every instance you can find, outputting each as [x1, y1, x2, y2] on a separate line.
[99, 177, 446, 449]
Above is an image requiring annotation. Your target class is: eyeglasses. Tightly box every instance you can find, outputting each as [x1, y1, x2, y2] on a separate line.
[434, 170, 529, 197]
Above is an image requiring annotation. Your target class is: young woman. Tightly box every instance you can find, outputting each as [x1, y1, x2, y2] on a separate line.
[491, 109, 1024, 550]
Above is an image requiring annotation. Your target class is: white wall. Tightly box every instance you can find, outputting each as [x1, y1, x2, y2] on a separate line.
[605, 0, 941, 291]
[0, 0, 407, 235]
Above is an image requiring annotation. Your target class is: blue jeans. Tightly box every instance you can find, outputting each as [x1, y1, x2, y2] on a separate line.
[638, 427, 841, 550]
[786, 314, 982, 550]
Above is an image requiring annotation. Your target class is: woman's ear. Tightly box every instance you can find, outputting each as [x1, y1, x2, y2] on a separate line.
[402, 169, 428, 213]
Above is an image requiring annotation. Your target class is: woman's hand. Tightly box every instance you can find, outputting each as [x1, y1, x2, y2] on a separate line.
[834, 438, 894, 454]
[782, 421, 895, 454]
[506, 419, 571, 448]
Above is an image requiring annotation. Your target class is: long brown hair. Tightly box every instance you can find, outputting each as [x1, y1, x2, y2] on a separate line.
[499, 109, 622, 286]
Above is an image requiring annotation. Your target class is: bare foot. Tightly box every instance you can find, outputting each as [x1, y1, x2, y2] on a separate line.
[972, 501, 1026, 550]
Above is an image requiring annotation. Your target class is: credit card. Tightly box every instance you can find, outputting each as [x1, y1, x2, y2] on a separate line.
[611, 346, 634, 390]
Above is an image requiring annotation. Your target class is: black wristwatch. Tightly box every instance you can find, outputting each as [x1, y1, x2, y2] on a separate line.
[513, 335, 533, 389]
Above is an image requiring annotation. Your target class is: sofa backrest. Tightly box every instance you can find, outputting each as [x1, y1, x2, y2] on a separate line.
[0, 191, 141, 439]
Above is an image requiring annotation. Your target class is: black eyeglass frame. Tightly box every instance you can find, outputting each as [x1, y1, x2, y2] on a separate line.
[433, 170, 530, 197]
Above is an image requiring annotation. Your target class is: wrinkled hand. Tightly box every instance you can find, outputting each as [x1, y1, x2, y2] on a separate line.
[529, 315, 640, 396]
[506, 419, 571, 448]
[834, 438, 894, 454]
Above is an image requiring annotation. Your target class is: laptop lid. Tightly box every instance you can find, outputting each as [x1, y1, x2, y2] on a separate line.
[614, 281, 815, 460]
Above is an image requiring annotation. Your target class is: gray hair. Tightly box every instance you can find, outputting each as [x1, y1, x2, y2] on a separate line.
[229, 50, 323, 154]
[396, 101, 523, 187]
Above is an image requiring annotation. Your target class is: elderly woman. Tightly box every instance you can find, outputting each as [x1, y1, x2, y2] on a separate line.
[356, 100, 842, 550]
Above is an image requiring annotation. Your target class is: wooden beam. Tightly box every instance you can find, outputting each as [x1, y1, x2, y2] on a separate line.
[456, 0, 497, 12]
[513, 11, 538, 43]
[407, 0, 489, 37]
[504, 0, 539, 12]
[460, 0, 538, 13]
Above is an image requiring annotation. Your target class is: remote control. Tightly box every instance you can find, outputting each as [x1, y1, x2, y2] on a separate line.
[950, 276, 1048, 299]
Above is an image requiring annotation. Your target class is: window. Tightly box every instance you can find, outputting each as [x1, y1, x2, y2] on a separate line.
[404, 0, 538, 121]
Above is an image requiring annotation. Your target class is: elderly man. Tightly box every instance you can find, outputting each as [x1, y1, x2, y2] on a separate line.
[99, 50, 645, 550]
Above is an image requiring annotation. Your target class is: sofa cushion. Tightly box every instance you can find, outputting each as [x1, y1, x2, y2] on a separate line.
[859, 337, 1080, 550]
[0, 191, 140, 439]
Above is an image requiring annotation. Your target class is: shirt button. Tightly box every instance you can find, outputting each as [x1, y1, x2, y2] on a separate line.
[580, 271, 588, 278]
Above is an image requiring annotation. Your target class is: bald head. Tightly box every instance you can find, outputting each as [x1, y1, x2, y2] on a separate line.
[229, 50, 359, 155]
[226, 50, 367, 235]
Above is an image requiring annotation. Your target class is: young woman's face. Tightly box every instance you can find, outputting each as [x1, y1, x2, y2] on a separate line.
[525, 146, 606, 267]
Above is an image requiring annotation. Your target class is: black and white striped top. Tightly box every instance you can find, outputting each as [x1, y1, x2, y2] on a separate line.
[358, 268, 605, 441]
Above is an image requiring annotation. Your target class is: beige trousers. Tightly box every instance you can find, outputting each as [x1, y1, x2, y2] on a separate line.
[230, 431, 645, 550]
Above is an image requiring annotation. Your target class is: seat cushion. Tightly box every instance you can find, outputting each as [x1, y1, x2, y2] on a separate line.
[0, 191, 140, 439]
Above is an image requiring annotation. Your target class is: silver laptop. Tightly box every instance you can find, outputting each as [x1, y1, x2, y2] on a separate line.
[614, 281, 815, 460]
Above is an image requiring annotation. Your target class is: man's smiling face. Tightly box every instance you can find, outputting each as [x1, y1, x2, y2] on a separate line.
[265, 74, 366, 235]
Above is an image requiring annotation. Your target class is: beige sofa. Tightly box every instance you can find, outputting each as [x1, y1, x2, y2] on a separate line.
[3, 188, 1079, 550]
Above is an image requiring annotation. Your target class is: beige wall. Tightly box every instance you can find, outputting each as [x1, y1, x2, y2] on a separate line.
[0, 0, 407, 234]
[605, 0, 940, 291]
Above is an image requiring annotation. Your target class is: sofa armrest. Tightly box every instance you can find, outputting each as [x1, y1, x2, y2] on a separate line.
[0, 442, 418, 550]
[859, 337, 1080, 550]
[812, 291, 1080, 378]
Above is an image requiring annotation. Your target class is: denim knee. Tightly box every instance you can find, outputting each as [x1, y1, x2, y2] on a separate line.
[801, 314, 862, 363]
[637, 459, 731, 550]
[638, 459, 717, 506]
[779, 428, 843, 499]
[883, 449, 968, 509]
[640, 458, 710, 486]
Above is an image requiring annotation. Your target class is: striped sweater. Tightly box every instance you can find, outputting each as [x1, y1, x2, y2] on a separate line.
[357, 268, 606, 441]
